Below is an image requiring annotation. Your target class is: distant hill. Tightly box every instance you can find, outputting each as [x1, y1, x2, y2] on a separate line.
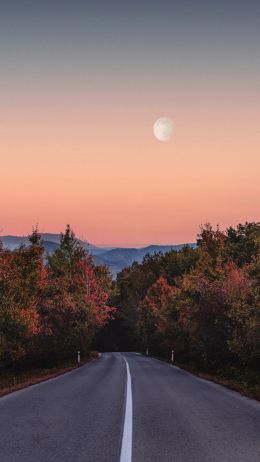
[95, 244, 196, 276]
[0, 234, 104, 254]
[0, 234, 195, 277]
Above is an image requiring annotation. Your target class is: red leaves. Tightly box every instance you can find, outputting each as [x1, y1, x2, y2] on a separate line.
[133, 223, 260, 368]
[75, 256, 115, 327]
[0, 227, 115, 367]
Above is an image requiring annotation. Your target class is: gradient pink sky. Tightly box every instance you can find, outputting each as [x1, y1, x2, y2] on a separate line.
[1, 1, 259, 246]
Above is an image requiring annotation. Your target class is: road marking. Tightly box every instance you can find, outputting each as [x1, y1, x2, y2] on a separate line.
[120, 357, 133, 462]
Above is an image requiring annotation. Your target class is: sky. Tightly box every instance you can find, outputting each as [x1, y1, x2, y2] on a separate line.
[0, 0, 259, 246]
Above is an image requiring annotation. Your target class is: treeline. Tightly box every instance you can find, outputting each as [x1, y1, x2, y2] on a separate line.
[0, 226, 114, 370]
[1, 221, 259, 385]
[112, 222, 260, 374]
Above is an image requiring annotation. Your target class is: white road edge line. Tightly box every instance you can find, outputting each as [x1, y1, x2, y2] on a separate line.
[120, 357, 133, 462]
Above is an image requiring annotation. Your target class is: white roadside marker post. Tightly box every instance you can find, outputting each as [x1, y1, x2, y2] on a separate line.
[146, 346, 149, 356]
[171, 349, 174, 363]
[77, 350, 81, 366]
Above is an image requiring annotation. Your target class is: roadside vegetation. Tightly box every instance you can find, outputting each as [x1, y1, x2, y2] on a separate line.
[1, 221, 259, 399]
[0, 225, 115, 391]
[102, 221, 260, 399]
[0, 352, 98, 397]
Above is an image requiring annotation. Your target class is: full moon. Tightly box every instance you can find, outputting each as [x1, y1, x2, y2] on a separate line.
[153, 117, 174, 142]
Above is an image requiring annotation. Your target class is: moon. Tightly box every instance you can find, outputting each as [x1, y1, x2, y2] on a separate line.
[153, 117, 174, 142]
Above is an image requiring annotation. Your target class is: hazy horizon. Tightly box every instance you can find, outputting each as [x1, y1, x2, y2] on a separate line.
[0, 227, 197, 249]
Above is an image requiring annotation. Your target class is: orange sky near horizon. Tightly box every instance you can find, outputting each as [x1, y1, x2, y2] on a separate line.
[1, 92, 259, 246]
[0, 1, 259, 246]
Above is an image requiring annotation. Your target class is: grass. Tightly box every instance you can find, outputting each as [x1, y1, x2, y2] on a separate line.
[0, 352, 99, 397]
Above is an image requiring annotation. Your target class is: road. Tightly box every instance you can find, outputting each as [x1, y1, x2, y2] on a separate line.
[0, 352, 260, 462]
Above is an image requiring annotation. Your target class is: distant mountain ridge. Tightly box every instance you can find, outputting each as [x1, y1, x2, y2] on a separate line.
[0, 234, 196, 277]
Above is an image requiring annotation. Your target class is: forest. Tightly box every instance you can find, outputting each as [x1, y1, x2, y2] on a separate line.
[100, 221, 260, 396]
[0, 225, 115, 370]
[0, 222, 259, 396]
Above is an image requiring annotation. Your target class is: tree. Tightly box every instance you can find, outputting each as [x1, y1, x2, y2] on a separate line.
[138, 277, 175, 354]
[225, 222, 260, 266]
[0, 229, 46, 367]
[38, 225, 114, 363]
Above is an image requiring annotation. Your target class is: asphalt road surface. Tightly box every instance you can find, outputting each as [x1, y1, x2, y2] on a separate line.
[0, 352, 260, 462]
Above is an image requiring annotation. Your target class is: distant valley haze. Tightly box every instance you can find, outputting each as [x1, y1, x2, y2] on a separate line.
[0, 233, 196, 277]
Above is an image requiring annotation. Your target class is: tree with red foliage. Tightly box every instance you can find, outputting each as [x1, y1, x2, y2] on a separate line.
[39, 225, 115, 363]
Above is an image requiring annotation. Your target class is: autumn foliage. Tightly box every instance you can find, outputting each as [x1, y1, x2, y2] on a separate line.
[1, 220, 259, 385]
[114, 222, 260, 375]
[0, 226, 115, 369]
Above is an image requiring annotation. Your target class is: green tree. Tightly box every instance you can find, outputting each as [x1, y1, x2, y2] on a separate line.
[225, 222, 260, 266]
